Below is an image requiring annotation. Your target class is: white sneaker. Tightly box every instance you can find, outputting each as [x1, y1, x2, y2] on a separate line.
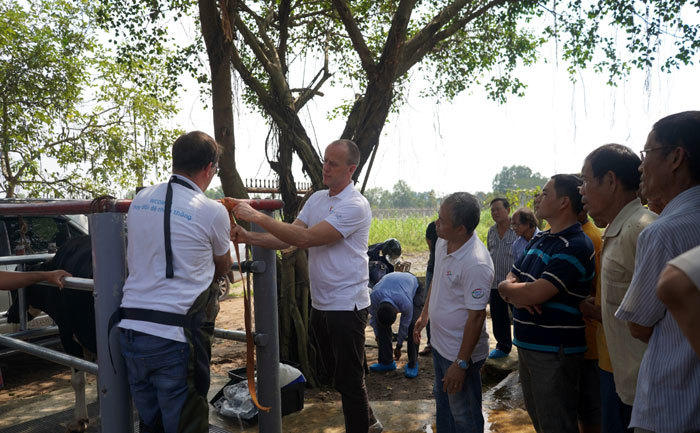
[369, 419, 384, 433]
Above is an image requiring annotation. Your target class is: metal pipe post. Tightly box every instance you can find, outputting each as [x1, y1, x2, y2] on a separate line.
[89, 213, 134, 433]
[252, 213, 282, 433]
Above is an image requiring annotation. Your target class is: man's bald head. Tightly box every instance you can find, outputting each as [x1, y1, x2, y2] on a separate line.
[329, 139, 360, 167]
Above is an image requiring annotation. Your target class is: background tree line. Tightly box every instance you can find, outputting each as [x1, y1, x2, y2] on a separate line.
[365, 165, 546, 210]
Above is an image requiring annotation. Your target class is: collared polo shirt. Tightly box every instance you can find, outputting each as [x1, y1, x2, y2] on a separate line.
[369, 272, 419, 348]
[511, 223, 595, 354]
[119, 175, 231, 342]
[428, 235, 494, 363]
[600, 198, 656, 404]
[297, 182, 372, 311]
[487, 225, 517, 290]
[616, 186, 700, 433]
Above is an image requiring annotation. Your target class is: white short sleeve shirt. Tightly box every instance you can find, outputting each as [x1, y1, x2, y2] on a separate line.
[428, 235, 494, 363]
[297, 182, 372, 310]
[669, 244, 700, 290]
[119, 175, 231, 342]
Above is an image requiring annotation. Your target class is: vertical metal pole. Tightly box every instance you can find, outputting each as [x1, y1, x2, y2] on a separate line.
[252, 212, 282, 433]
[89, 213, 134, 433]
[18, 287, 27, 331]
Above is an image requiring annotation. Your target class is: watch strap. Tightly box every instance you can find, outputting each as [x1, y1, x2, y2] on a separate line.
[454, 358, 469, 369]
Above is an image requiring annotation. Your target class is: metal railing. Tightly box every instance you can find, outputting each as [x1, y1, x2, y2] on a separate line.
[0, 198, 285, 433]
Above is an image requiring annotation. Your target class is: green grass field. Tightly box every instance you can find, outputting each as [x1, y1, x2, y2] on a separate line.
[369, 209, 494, 253]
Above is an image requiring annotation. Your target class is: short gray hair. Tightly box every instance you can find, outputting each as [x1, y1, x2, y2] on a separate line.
[442, 192, 481, 235]
[331, 139, 360, 166]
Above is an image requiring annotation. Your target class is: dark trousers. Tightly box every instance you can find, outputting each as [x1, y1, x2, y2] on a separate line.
[519, 347, 584, 433]
[311, 307, 373, 433]
[489, 289, 512, 353]
[599, 368, 633, 433]
[376, 318, 419, 368]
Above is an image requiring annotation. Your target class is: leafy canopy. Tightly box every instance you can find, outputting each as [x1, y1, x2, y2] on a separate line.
[0, 0, 181, 198]
[492, 165, 548, 193]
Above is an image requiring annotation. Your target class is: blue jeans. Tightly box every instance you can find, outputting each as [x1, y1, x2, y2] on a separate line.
[432, 349, 485, 433]
[120, 329, 190, 433]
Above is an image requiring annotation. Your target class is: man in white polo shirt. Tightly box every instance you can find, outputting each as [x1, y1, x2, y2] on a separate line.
[231, 139, 379, 433]
[118, 131, 232, 433]
[414, 192, 494, 433]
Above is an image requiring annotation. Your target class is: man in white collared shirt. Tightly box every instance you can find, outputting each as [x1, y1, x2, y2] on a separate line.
[413, 192, 494, 433]
[119, 131, 232, 433]
[231, 140, 380, 433]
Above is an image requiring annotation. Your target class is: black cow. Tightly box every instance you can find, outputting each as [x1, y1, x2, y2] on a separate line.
[7, 235, 95, 432]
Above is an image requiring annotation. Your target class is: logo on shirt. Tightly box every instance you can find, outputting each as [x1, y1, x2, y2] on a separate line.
[446, 270, 452, 277]
[472, 288, 486, 299]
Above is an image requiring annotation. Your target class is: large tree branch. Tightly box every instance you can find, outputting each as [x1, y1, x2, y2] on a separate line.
[397, 0, 510, 78]
[233, 9, 292, 106]
[295, 44, 332, 110]
[278, 0, 291, 75]
[199, 0, 229, 66]
[377, 0, 417, 77]
[330, 0, 376, 74]
[230, 44, 273, 105]
[237, 1, 278, 58]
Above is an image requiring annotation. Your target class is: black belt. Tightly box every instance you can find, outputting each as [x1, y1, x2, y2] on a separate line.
[164, 176, 194, 278]
[107, 307, 201, 373]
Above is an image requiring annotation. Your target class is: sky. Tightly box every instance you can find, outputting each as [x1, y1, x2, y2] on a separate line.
[171, 16, 700, 198]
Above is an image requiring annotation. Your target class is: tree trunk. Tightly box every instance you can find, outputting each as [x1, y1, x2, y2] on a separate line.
[199, 0, 247, 200]
[342, 81, 394, 182]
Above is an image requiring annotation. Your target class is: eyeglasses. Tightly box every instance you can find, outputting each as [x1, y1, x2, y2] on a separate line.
[639, 146, 675, 161]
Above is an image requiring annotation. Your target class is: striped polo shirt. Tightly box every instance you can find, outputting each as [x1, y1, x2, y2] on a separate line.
[487, 225, 517, 289]
[511, 223, 595, 354]
[616, 185, 700, 433]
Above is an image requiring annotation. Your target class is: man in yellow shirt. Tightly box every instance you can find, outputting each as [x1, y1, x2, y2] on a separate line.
[578, 210, 603, 433]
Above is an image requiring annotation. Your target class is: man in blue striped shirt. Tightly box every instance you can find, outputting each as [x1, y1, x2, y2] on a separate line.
[487, 198, 518, 359]
[499, 174, 595, 433]
[615, 111, 700, 433]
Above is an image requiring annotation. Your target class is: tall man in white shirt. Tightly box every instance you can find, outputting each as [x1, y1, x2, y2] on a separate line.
[414, 192, 494, 433]
[118, 131, 232, 433]
[231, 140, 380, 433]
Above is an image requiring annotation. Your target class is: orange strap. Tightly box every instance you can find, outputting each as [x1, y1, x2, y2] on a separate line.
[220, 198, 271, 412]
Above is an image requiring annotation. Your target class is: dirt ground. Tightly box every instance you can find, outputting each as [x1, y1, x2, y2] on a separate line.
[0, 250, 433, 407]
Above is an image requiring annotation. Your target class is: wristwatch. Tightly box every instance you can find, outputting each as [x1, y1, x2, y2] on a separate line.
[454, 358, 469, 369]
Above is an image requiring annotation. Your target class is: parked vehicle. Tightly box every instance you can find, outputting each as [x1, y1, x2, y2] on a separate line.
[0, 199, 89, 334]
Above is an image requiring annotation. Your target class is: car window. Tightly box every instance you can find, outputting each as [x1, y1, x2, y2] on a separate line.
[4, 216, 73, 254]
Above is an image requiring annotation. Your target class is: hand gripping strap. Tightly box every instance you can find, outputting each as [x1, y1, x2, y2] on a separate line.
[220, 198, 271, 412]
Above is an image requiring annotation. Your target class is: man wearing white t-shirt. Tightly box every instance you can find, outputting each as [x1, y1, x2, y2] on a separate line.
[118, 131, 232, 433]
[231, 140, 380, 433]
[414, 192, 494, 433]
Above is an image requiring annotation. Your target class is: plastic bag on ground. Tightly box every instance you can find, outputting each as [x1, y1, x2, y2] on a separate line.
[219, 380, 258, 420]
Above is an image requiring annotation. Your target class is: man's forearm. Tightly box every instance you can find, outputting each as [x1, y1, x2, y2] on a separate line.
[250, 212, 314, 248]
[0, 271, 56, 291]
[499, 278, 557, 306]
[244, 228, 291, 250]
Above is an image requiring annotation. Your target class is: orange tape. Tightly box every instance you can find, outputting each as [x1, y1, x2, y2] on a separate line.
[220, 198, 271, 412]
